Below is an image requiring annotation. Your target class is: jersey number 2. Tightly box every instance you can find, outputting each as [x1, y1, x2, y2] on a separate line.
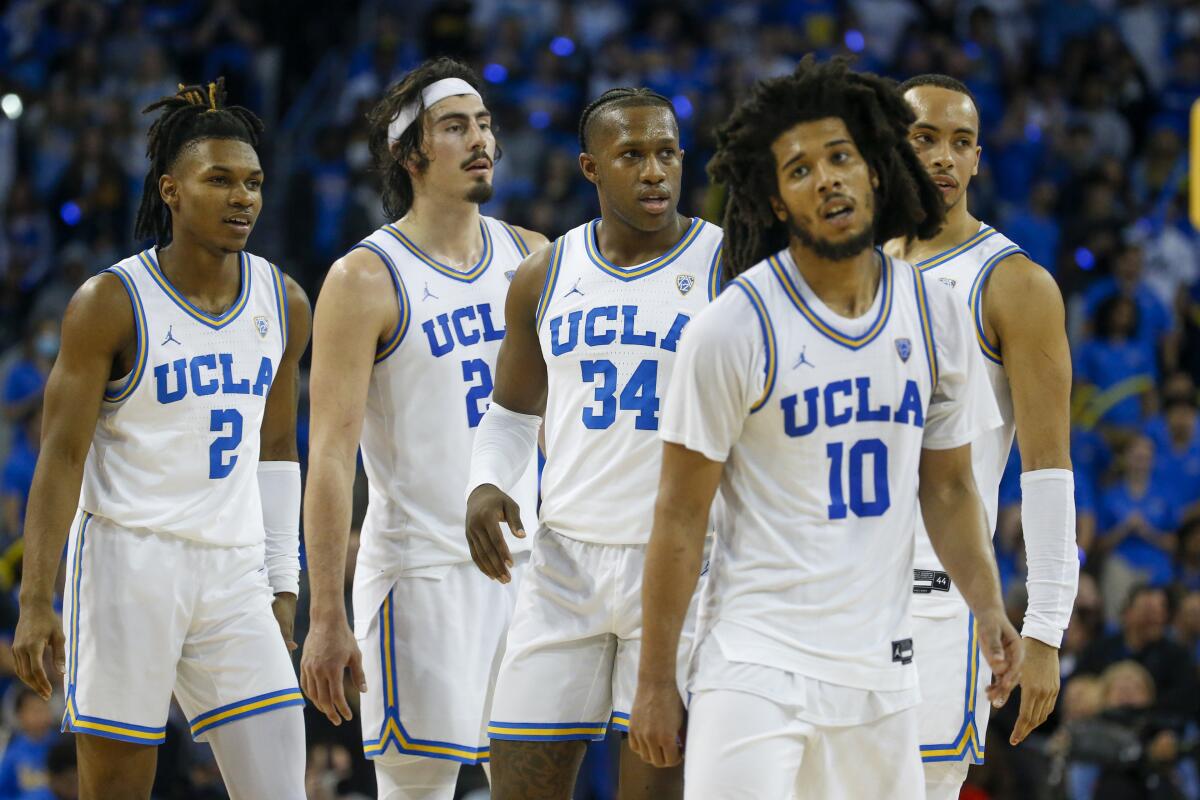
[462, 359, 494, 428]
[825, 439, 890, 519]
[209, 409, 244, 479]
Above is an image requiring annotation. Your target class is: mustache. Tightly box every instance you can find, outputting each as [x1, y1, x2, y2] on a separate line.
[461, 150, 493, 169]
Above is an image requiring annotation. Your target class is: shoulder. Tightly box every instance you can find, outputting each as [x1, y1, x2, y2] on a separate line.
[509, 238, 557, 302]
[985, 252, 1066, 329]
[509, 225, 551, 254]
[325, 246, 404, 296]
[59, 271, 137, 354]
[987, 252, 1061, 301]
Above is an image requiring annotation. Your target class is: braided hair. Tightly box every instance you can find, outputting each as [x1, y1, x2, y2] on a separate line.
[578, 87, 677, 152]
[134, 77, 264, 246]
[708, 56, 944, 280]
[367, 58, 495, 219]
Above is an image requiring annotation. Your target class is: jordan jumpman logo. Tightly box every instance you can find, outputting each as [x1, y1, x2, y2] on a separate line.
[564, 278, 584, 298]
[422, 282, 438, 301]
[793, 345, 815, 369]
[161, 325, 181, 346]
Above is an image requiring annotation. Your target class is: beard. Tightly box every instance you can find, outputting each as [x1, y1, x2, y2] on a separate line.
[787, 212, 876, 261]
[465, 180, 494, 205]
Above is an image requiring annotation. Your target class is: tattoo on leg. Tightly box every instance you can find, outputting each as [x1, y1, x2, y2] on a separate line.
[490, 739, 587, 800]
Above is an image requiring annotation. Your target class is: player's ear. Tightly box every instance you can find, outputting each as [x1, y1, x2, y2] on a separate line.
[869, 167, 880, 191]
[768, 194, 788, 223]
[578, 152, 599, 186]
[972, 145, 981, 177]
[159, 173, 179, 212]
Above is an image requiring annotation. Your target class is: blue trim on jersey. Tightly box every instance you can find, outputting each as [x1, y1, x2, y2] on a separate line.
[919, 613, 986, 764]
[916, 226, 997, 271]
[583, 217, 705, 281]
[535, 237, 566, 331]
[103, 266, 148, 403]
[363, 591, 493, 763]
[189, 688, 305, 738]
[486, 720, 610, 742]
[729, 278, 777, 414]
[269, 263, 288, 351]
[382, 221, 492, 283]
[768, 249, 893, 351]
[139, 249, 252, 329]
[609, 711, 631, 732]
[67, 512, 89, 692]
[354, 243, 412, 364]
[969, 245, 1027, 365]
[911, 265, 939, 390]
[498, 220, 531, 258]
[707, 241, 724, 300]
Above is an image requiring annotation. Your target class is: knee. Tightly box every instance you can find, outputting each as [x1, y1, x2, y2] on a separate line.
[922, 760, 970, 800]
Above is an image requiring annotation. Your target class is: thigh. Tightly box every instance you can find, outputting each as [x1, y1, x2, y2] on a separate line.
[913, 610, 988, 767]
[489, 738, 587, 800]
[684, 689, 806, 800]
[173, 544, 303, 742]
[489, 531, 619, 742]
[64, 513, 186, 745]
[800, 708, 924, 800]
[76, 731, 158, 800]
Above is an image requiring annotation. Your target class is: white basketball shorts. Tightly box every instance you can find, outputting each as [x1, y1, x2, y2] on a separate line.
[62, 510, 303, 745]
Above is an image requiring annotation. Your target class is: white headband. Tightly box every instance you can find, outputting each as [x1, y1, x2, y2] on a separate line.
[387, 78, 483, 145]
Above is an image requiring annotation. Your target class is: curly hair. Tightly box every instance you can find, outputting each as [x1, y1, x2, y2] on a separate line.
[134, 77, 264, 246]
[366, 57, 497, 219]
[708, 56, 944, 279]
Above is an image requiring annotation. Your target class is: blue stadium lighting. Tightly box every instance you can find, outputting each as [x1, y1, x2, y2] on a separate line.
[963, 41, 982, 60]
[672, 95, 694, 120]
[1074, 247, 1095, 270]
[529, 110, 551, 130]
[60, 201, 82, 226]
[1025, 122, 1042, 143]
[844, 30, 865, 53]
[550, 37, 575, 57]
[483, 63, 508, 83]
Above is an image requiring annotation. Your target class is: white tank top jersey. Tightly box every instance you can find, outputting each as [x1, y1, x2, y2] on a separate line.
[910, 223, 1026, 618]
[79, 249, 288, 547]
[660, 248, 999, 692]
[535, 217, 724, 545]
[353, 216, 539, 579]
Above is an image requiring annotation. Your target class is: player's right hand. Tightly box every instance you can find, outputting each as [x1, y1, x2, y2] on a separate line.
[977, 608, 1023, 709]
[300, 619, 366, 726]
[629, 678, 686, 768]
[465, 483, 523, 583]
[12, 603, 65, 701]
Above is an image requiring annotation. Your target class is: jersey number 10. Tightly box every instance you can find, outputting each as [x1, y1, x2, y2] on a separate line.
[826, 439, 890, 519]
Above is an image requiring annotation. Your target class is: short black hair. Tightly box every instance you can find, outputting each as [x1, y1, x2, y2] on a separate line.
[134, 78, 264, 246]
[708, 56, 945, 279]
[898, 74, 981, 120]
[367, 57, 495, 219]
[578, 88, 678, 152]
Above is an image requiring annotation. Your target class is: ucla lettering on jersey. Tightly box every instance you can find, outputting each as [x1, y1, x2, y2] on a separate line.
[911, 223, 1026, 617]
[351, 217, 539, 612]
[79, 249, 288, 546]
[535, 217, 724, 545]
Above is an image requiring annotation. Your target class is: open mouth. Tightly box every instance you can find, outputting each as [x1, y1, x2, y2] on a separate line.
[820, 198, 855, 227]
[464, 159, 492, 174]
[224, 215, 252, 232]
[639, 193, 670, 214]
[931, 174, 958, 194]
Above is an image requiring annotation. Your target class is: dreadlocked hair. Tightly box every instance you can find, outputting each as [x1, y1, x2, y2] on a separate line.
[134, 77, 264, 246]
[708, 56, 944, 280]
[367, 58, 495, 220]
[578, 87, 677, 152]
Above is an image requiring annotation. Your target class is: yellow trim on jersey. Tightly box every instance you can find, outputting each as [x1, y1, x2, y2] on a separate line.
[103, 267, 148, 403]
[382, 221, 493, 282]
[486, 722, 609, 738]
[534, 237, 566, 330]
[364, 718, 491, 761]
[64, 700, 167, 743]
[138, 250, 252, 328]
[269, 263, 288, 351]
[730, 278, 777, 413]
[916, 226, 997, 271]
[911, 266, 939, 389]
[584, 217, 705, 280]
[189, 691, 305, 736]
[498, 220, 531, 257]
[768, 250, 893, 351]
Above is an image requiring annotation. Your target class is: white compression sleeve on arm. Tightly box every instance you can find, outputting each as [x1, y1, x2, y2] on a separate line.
[259, 461, 301, 596]
[466, 402, 541, 501]
[1020, 468, 1079, 648]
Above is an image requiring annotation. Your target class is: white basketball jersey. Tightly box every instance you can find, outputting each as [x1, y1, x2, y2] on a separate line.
[354, 217, 538, 575]
[535, 217, 724, 545]
[79, 249, 288, 547]
[911, 223, 1025, 617]
[662, 248, 995, 692]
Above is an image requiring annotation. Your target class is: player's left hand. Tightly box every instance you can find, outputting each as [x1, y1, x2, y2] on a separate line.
[1009, 637, 1060, 745]
[629, 678, 686, 768]
[976, 608, 1023, 709]
[272, 593, 298, 652]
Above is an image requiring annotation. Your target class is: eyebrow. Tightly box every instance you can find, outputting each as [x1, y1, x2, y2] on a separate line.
[613, 136, 678, 148]
[207, 165, 264, 176]
[432, 110, 492, 125]
[912, 122, 977, 136]
[779, 138, 851, 171]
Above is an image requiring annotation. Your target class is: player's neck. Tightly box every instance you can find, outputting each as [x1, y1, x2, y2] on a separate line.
[395, 195, 484, 270]
[787, 241, 880, 319]
[594, 212, 690, 268]
[155, 232, 242, 308]
[904, 203, 981, 263]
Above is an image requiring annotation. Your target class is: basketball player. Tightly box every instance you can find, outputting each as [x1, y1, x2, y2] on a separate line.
[12, 80, 309, 799]
[628, 58, 1023, 799]
[885, 75, 1077, 799]
[464, 88, 724, 799]
[299, 59, 544, 799]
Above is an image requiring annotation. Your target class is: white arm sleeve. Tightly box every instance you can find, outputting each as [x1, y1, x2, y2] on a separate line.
[259, 461, 301, 596]
[1020, 468, 1079, 647]
[465, 402, 541, 501]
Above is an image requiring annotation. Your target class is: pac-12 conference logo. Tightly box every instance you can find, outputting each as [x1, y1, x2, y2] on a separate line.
[676, 274, 695, 295]
[254, 316, 269, 338]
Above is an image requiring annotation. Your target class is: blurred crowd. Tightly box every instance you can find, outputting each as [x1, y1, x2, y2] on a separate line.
[1, 0, 1199, 798]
